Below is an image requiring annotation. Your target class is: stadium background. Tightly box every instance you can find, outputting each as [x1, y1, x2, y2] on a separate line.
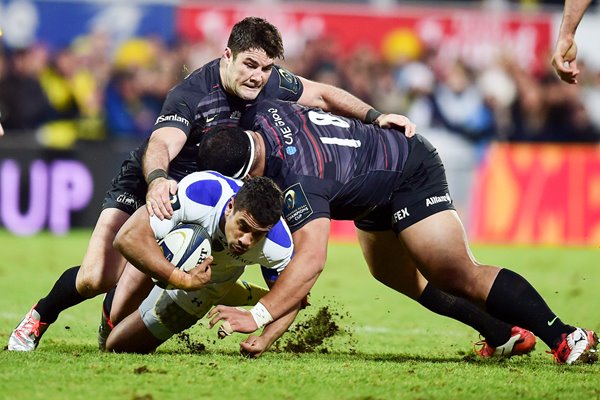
[0, 0, 599, 246]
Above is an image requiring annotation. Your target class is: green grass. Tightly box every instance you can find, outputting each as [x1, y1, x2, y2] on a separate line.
[0, 229, 598, 400]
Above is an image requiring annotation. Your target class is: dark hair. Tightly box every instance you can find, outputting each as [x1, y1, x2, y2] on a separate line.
[197, 126, 251, 177]
[227, 17, 284, 60]
[234, 176, 282, 228]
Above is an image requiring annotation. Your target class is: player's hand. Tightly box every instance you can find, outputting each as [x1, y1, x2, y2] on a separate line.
[185, 256, 213, 290]
[146, 178, 178, 220]
[376, 113, 416, 137]
[551, 36, 580, 84]
[208, 305, 259, 333]
[240, 334, 272, 358]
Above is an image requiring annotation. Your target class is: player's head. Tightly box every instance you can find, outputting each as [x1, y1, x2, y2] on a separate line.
[227, 17, 284, 60]
[221, 17, 284, 100]
[223, 176, 283, 255]
[197, 126, 256, 179]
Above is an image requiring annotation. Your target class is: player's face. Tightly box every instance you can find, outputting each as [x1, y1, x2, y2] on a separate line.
[222, 48, 275, 100]
[223, 201, 270, 255]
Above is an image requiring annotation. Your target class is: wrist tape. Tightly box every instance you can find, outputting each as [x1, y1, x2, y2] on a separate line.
[146, 169, 168, 185]
[250, 302, 274, 329]
[365, 108, 382, 124]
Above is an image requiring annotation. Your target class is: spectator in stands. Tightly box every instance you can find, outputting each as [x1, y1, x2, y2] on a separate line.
[104, 38, 177, 140]
[0, 46, 52, 131]
[430, 59, 496, 143]
[103, 67, 162, 140]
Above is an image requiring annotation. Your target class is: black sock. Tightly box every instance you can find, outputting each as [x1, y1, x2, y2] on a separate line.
[485, 268, 574, 349]
[102, 287, 116, 328]
[418, 283, 512, 347]
[35, 266, 87, 325]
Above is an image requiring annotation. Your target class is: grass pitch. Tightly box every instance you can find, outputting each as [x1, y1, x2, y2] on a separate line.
[0, 229, 598, 400]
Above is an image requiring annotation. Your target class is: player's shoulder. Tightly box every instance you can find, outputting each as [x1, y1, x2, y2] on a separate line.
[263, 65, 303, 99]
[265, 218, 293, 250]
[179, 171, 242, 206]
[170, 59, 221, 97]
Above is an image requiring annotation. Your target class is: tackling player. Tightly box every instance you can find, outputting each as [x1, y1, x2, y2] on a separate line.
[201, 100, 597, 365]
[8, 16, 414, 352]
[105, 172, 296, 356]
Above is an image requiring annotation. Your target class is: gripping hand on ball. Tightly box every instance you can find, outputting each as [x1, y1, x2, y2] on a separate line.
[169, 255, 213, 291]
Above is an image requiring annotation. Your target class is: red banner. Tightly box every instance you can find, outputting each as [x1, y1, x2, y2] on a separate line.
[177, 3, 552, 72]
[471, 143, 600, 245]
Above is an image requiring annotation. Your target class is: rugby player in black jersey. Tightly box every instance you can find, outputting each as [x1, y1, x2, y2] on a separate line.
[8, 17, 415, 352]
[204, 100, 597, 364]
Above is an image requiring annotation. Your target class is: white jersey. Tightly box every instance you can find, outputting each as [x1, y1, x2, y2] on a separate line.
[149, 171, 293, 316]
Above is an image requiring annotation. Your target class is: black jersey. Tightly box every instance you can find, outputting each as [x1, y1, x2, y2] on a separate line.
[241, 100, 411, 231]
[133, 59, 303, 181]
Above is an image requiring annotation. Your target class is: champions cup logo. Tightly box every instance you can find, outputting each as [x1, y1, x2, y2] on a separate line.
[278, 67, 294, 84]
[284, 190, 296, 209]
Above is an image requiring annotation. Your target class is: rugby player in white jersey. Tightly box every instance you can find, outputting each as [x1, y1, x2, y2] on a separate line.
[104, 171, 297, 356]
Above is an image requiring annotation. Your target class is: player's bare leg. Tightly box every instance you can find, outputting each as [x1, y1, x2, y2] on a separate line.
[110, 263, 154, 325]
[357, 228, 535, 357]
[399, 210, 497, 305]
[399, 209, 596, 363]
[77, 208, 131, 297]
[106, 311, 163, 354]
[8, 208, 130, 351]
[357, 229, 426, 299]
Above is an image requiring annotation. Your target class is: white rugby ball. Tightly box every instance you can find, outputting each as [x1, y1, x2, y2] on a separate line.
[153, 223, 212, 289]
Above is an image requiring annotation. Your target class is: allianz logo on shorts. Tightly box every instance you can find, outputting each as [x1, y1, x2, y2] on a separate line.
[425, 193, 452, 207]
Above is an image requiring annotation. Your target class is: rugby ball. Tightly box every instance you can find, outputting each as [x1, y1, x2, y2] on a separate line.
[153, 223, 212, 289]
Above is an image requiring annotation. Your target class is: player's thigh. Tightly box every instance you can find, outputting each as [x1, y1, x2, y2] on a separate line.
[106, 309, 163, 354]
[399, 209, 498, 298]
[111, 262, 154, 325]
[357, 228, 427, 300]
[139, 287, 203, 343]
[77, 208, 131, 295]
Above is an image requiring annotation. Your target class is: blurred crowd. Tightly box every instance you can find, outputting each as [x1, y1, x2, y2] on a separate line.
[1, 28, 600, 151]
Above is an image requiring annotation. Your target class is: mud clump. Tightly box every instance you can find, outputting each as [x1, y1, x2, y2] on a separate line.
[176, 331, 206, 354]
[278, 306, 342, 353]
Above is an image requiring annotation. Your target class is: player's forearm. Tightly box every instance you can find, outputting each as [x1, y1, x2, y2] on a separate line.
[299, 78, 375, 122]
[257, 257, 323, 323]
[259, 303, 301, 349]
[142, 136, 172, 181]
[115, 235, 174, 283]
[559, 0, 591, 37]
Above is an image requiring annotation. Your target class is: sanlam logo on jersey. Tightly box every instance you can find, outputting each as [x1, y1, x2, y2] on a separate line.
[155, 114, 190, 126]
[425, 193, 452, 207]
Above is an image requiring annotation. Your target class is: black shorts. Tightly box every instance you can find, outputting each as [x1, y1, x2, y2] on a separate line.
[101, 151, 147, 215]
[354, 135, 455, 234]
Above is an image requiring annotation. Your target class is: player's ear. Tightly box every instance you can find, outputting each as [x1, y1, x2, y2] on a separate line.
[224, 197, 235, 217]
[222, 47, 233, 61]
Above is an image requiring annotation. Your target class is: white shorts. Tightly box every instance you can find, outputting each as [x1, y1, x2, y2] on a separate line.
[139, 269, 244, 340]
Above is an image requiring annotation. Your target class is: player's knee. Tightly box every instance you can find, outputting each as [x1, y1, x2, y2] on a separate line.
[429, 264, 478, 298]
[76, 265, 118, 297]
